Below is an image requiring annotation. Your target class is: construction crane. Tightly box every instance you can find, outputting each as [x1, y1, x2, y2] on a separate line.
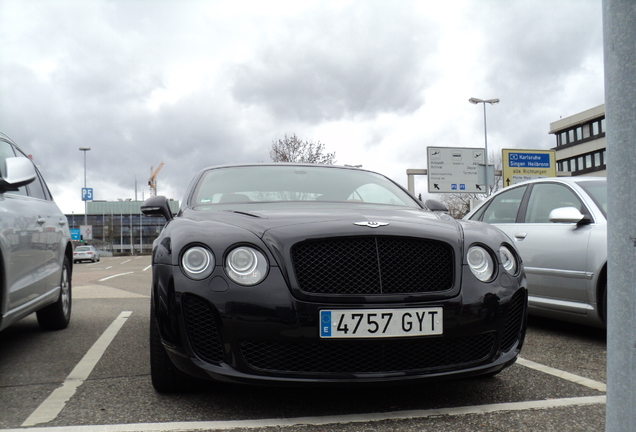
[148, 162, 164, 197]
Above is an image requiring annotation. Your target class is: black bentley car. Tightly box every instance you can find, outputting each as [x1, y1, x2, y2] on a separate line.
[142, 164, 527, 392]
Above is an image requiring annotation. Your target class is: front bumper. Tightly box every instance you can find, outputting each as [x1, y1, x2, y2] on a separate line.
[153, 264, 527, 385]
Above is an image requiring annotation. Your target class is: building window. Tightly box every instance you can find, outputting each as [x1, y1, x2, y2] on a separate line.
[555, 117, 605, 148]
[560, 150, 606, 175]
[592, 121, 600, 135]
[582, 124, 590, 139]
[576, 126, 583, 141]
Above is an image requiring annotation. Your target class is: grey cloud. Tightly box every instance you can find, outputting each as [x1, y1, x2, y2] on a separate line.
[463, 1, 604, 150]
[0, 0, 607, 210]
[230, 1, 439, 123]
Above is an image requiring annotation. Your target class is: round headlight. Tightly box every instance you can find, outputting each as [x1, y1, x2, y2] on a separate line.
[181, 246, 214, 280]
[226, 246, 268, 285]
[499, 245, 518, 275]
[467, 245, 495, 282]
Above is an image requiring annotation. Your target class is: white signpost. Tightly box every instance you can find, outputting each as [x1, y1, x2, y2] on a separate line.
[80, 225, 93, 240]
[427, 146, 487, 194]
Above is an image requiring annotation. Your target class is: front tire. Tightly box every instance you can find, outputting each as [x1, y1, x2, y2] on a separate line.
[150, 306, 186, 393]
[37, 256, 72, 330]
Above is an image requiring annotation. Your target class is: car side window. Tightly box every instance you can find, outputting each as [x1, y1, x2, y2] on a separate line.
[479, 186, 527, 223]
[26, 172, 48, 200]
[524, 183, 585, 223]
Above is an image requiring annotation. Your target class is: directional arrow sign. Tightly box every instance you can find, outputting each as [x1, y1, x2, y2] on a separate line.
[427, 147, 486, 193]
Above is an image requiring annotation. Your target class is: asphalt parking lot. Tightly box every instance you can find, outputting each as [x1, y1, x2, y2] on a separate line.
[0, 256, 607, 432]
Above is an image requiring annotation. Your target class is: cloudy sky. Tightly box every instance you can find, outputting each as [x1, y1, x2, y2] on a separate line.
[1, 0, 604, 214]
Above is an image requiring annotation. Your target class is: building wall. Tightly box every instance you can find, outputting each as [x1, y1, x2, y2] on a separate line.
[550, 104, 606, 177]
[66, 199, 180, 254]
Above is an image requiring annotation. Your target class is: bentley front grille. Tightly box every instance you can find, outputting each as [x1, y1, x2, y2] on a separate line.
[291, 236, 454, 295]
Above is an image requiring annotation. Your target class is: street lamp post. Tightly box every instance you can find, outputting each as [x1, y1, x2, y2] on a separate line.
[469, 97, 499, 195]
[79, 147, 91, 226]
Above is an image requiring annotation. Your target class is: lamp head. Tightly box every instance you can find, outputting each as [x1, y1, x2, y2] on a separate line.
[469, 97, 499, 105]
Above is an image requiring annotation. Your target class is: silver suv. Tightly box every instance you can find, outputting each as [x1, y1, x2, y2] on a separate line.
[0, 133, 74, 331]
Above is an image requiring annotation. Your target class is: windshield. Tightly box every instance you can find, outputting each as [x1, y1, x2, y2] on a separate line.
[576, 180, 607, 217]
[190, 165, 420, 209]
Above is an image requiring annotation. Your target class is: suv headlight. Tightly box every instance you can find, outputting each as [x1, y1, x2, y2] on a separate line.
[225, 246, 268, 285]
[467, 245, 495, 282]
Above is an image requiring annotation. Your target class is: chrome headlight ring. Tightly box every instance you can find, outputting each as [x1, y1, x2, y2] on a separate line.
[499, 245, 519, 276]
[467, 245, 496, 282]
[225, 246, 269, 286]
[181, 245, 215, 280]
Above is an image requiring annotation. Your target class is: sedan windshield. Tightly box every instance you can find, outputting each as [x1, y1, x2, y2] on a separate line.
[190, 165, 420, 209]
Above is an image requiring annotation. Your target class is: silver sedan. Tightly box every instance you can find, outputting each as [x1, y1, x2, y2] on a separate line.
[464, 177, 607, 327]
[73, 245, 101, 263]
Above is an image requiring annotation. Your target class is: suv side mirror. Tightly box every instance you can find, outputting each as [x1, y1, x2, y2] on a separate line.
[0, 157, 36, 193]
[141, 195, 174, 221]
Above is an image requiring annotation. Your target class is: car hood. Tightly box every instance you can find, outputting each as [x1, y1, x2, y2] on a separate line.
[180, 205, 462, 240]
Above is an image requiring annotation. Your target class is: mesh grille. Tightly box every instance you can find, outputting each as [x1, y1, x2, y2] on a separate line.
[501, 289, 526, 352]
[239, 333, 495, 374]
[182, 294, 225, 364]
[291, 237, 454, 295]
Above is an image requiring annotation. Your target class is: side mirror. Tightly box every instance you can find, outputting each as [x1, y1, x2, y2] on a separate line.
[141, 195, 174, 221]
[424, 199, 449, 213]
[0, 157, 36, 193]
[548, 206, 592, 224]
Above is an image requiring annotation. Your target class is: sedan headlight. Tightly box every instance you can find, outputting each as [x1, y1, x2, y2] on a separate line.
[181, 246, 214, 280]
[225, 246, 268, 285]
[499, 245, 518, 276]
[467, 245, 495, 282]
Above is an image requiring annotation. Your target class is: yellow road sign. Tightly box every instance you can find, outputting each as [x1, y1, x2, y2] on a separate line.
[502, 149, 556, 187]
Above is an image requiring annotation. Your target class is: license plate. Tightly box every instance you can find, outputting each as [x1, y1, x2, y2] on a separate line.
[319, 307, 443, 339]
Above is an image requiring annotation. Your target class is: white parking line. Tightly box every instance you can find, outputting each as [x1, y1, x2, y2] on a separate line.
[143, 265, 152, 272]
[120, 259, 131, 265]
[10, 351, 606, 431]
[6, 395, 606, 432]
[98, 272, 134, 282]
[517, 357, 607, 391]
[21, 312, 132, 427]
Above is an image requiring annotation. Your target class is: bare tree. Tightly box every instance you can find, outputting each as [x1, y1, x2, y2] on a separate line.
[270, 134, 336, 164]
[439, 151, 503, 219]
